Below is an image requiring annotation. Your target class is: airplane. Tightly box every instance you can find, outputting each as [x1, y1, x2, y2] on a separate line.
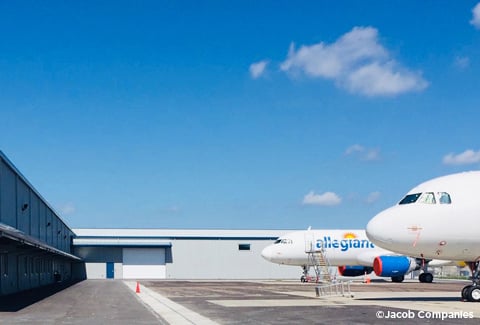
[365, 171, 480, 302]
[261, 228, 449, 283]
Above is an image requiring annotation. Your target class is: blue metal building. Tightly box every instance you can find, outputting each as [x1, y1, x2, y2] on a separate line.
[0, 151, 82, 296]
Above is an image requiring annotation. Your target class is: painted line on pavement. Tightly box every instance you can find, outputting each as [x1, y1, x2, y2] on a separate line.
[124, 281, 220, 325]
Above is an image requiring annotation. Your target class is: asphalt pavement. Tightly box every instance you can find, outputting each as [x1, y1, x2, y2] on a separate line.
[1, 279, 479, 324]
[0, 280, 164, 324]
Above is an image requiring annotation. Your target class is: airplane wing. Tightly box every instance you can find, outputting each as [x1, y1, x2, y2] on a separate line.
[355, 251, 380, 266]
[355, 251, 410, 266]
[429, 259, 460, 267]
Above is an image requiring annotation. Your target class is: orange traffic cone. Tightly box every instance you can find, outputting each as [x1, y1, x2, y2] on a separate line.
[136, 281, 141, 293]
[363, 272, 371, 284]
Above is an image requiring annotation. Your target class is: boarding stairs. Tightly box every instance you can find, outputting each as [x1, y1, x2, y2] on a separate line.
[308, 251, 332, 283]
[305, 239, 332, 283]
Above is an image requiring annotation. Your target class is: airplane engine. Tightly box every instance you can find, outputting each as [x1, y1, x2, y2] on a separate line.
[338, 265, 374, 277]
[373, 256, 417, 277]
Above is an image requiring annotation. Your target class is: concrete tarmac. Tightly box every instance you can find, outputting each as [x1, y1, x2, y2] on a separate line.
[1, 279, 479, 324]
[0, 280, 164, 324]
[138, 279, 480, 324]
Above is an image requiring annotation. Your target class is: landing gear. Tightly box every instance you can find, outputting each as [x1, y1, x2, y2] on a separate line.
[419, 272, 433, 283]
[462, 285, 480, 302]
[468, 286, 480, 302]
[300, 265, 319, 283]
[462, 262, 480, 302]
[464, 286, 480, 302]
[301, 265, 310, 283]
[462, 285, 471, 300]
[391, 275, 404, 283]
[417, 257, 434, 283]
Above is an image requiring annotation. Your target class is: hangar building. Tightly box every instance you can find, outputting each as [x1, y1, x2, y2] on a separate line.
[73, 228, 299, 280]
[0, 151, 299, 296]
[0, 152, 82, 296]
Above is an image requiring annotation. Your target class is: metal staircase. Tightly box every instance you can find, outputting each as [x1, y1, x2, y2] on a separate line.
[303, 231, 353, 298]
[304, 232, 332, 283]
[308, 250, 332, 283]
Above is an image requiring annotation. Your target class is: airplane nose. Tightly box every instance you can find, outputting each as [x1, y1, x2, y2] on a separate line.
[366, 218, 380, 241]
[261, 246, 273, 261]
[366, 210, 393, 247]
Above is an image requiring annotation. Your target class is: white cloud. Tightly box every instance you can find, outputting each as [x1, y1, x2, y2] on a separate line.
[454, 56, 470, 69]
[302, 191, 341, 206]
[280, 26, 428, 96]
[364, 149, 380, 161]
[345, 61, 427, 96]
[249, 60, 269, 79]
[345, 144, 364, 155]
[470, 3, 480, 29]
[345, 144, 380, 161]
[57, 202, 76, 215]
[443, 149, 480, 165]
[366, 191, 381, 204]
[281, 27, 387, 78]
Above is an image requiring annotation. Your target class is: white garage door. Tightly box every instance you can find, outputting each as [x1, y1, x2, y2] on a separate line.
[122, 248, 166, 279]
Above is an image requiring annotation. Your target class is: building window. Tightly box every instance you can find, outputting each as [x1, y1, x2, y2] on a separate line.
[238, 244, 251, 251]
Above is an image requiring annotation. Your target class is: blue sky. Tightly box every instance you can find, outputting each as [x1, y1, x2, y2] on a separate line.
[1, 1, 480, 230]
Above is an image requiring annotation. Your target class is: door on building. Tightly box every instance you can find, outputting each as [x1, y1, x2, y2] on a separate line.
[122, 248, 166, 279]
[106, 262, 114, 279]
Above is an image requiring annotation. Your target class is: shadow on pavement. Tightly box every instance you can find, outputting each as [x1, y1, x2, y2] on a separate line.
[0, 280, 82, 312]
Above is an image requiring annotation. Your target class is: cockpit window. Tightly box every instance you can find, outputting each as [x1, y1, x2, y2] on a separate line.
[399, 193, 421, 205]
[418, 192, 436, 204]
[399, 192, 452, 205]
[438, 192, 451, 204]
[274, 238, 293, 244]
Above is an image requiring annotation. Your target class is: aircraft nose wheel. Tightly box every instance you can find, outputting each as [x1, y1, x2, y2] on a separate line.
[463, 262, 480, 302]
[462, 285, 480, 302]
[419, 272, 433, 283]
[461, 285, 471, 300]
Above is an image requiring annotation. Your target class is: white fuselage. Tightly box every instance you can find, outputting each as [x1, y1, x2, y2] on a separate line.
[261, 229, 393, 267]
[366, 171, 480, 262]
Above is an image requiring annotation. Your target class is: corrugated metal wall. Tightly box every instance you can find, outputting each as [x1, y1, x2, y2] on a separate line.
[0, 154, 79, 296]
[165, 239, 299, 279]
[74, 239, 300, 280]
[0, 157, 75, 252]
